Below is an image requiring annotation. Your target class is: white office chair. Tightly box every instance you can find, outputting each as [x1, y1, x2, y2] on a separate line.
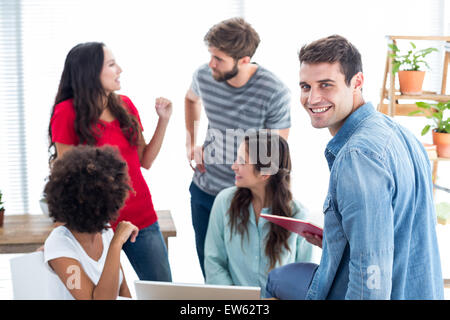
[9, 251, 68, 299]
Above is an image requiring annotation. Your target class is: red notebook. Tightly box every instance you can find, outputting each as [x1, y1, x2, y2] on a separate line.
[260, 213, 323, 238]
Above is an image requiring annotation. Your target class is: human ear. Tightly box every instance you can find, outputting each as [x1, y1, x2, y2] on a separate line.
[238, 56, 251, 66]
[352, 72, 364, 92]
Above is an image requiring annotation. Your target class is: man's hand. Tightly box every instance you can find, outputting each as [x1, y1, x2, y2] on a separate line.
[300, 232, 323, 248]
[187, 145, 206, 173]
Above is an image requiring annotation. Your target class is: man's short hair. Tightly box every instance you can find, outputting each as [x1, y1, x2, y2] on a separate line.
[204, 17, 260, 60]
[299, 35, 363, 86]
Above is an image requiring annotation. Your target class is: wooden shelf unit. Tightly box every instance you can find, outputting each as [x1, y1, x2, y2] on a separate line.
[378, 35, 450, 117]
[378, 36, 450, 196]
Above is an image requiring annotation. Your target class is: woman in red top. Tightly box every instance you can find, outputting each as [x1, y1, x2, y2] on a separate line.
[48, 42, 172, 281]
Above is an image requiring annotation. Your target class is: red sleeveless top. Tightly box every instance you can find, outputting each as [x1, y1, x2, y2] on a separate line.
[50, 95, 157, 230]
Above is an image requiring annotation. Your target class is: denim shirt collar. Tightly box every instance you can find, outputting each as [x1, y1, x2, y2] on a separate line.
[324, 102, 375, 170]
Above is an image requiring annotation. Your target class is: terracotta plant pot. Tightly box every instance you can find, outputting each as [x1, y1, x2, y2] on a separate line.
[398, 70, 425, 95]
[0, 209, 4, 227]
[432, 130, 450, 158]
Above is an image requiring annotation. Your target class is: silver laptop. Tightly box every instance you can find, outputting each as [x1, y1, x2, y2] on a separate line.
[134, 280, 261, 300]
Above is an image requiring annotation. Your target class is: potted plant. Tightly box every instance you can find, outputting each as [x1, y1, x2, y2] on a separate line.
[389, 42, 438, 95]
[409, 100, 450, 158]
[0, 190, 4, 227]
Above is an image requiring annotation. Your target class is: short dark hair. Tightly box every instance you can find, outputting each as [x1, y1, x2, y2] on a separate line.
[299, 34, 363, 86]
[44, 145, 131, 233]
[204, 17, 260, 60]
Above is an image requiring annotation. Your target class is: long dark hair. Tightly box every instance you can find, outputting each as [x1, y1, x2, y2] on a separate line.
[228, 131, 293, 270]
[48, 42, 142, 164]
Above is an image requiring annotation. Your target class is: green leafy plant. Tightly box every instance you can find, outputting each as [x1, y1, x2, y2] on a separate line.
[389, 42, 438, 74]
[409, 100, 450, 135]
[0, 190, 4, 211]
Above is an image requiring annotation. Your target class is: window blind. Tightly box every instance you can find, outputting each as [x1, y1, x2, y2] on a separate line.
[0, 0, 29, 215]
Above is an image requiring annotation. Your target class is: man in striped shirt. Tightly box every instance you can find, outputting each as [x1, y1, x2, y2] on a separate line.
[185, 17, 291, 276]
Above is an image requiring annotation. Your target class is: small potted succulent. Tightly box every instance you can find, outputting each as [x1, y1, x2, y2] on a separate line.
[409, 100, 450, 158]
[0, 190, 4, 227]
[389, 41, 438, 95]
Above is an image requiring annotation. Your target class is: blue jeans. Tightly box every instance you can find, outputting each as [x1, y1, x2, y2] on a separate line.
[189, 181, 216, 277]
[265, 262, 318, 300]
[122, 221, 172, 282]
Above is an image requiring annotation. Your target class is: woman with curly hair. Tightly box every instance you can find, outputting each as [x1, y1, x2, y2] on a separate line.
[44, 145, 138, 299]
[204, 131, 314, 297]
[48, 42, 172, 281]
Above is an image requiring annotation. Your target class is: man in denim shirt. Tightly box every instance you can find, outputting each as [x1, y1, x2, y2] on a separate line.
[267, 35, 444, 299]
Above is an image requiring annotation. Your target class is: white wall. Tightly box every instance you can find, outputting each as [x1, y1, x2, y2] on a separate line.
[2, 0, 448, 283]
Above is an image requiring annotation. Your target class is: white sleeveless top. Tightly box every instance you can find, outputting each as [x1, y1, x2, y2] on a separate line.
[44, 226, 123, 299]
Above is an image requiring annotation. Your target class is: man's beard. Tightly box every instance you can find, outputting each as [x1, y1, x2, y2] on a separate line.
[212, 61, 239, 82]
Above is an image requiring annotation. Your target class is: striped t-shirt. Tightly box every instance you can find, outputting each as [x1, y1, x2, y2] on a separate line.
[190, 63, 291, 196]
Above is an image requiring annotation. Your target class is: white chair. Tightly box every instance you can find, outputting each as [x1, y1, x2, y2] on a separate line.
[10, 251, 133, 300]
[9, 251, 68, 299]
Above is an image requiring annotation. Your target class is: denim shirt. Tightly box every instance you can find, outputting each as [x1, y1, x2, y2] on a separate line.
[305, 102, 444, 300]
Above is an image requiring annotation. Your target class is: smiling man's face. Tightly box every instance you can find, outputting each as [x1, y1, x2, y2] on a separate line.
[299, 62, 362, 136]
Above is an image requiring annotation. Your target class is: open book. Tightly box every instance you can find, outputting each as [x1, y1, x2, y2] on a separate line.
[260, 213, 323, 238]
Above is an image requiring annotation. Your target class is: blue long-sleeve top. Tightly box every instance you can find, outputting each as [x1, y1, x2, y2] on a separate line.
[204, 186, 314, 297]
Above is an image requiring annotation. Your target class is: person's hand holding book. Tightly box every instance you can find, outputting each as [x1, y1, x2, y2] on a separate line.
[300, 232, 322, 249]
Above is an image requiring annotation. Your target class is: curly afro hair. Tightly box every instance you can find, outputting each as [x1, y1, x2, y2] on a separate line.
[44, 145, 131, 233]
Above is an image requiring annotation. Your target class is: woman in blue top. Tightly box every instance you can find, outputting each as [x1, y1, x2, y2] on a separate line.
[204, 131, 314, 297]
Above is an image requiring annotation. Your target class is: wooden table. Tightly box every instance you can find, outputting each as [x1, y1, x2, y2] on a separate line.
[0, 210, 177, 254]
[157, 210, 177, 251]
